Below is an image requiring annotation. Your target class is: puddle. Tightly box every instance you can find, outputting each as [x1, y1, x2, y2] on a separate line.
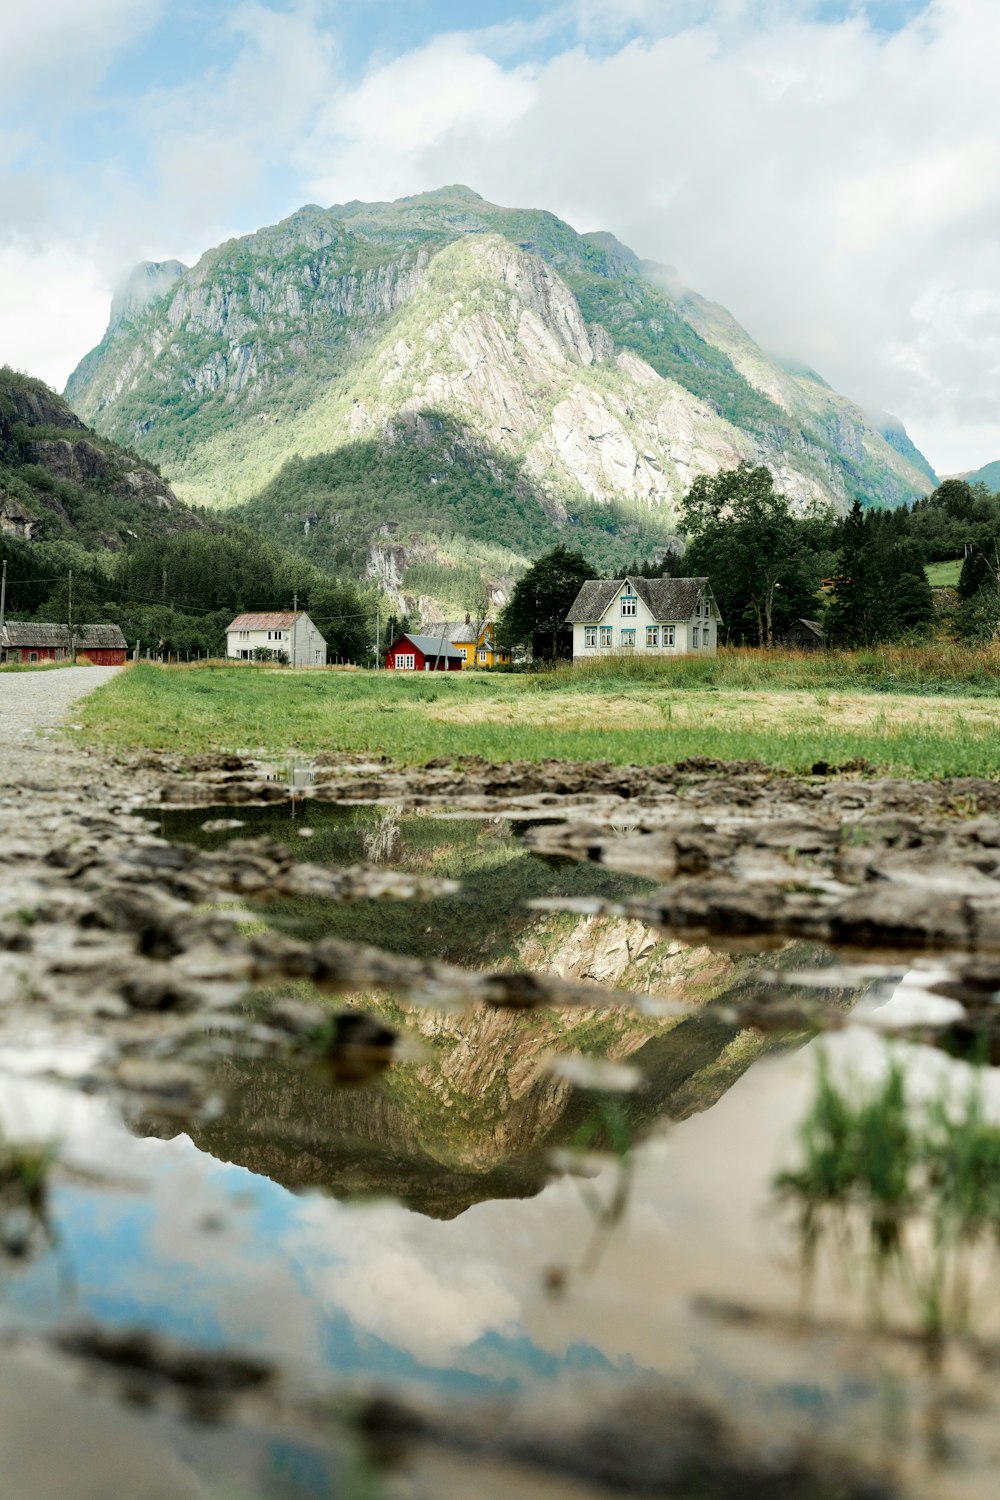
[6, 799, 1000, 1496]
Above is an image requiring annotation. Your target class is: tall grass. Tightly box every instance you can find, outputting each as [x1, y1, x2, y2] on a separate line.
[541, 644, 1000, 696]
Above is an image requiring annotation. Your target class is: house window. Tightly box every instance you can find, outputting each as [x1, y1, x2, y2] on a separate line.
[645, 625, 659, 647]
[29, 652, 38, 663]
[395, 652, 415, 670]
[584, 627, 598, 648]
[692, 626, 700, 647]
[621, 628, 636, 648]
[663, 626, 675, 647]
[478, 650, 487, 662]
[599, 626, 613, 648]
[620, 591, 637, 617]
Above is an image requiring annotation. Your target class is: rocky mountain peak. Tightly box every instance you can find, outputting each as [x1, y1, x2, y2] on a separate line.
[110, 260, 188, 331]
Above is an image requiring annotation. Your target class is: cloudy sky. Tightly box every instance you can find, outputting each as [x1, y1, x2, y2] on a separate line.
[1, 0, 996, 474]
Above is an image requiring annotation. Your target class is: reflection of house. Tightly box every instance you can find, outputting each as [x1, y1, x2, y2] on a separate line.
[780, 618, 826, 651]
[226, 612, 327, 667]
[566, 577, 720, 659]
[428, 616, 511, 668]
[0, 621, 128, 665]
[384, 632, 463, 671]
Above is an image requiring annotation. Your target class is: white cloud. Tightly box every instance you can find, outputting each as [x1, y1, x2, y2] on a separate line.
[303, 36, 537, 206]
[0, 242, 112, 391]
[0, 0, 164, 101]
[301, 0, 1000, 473]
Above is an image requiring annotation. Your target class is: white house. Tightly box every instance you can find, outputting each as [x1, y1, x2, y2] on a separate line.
[226, 611, 327, 667]
[566, 576, 721, 659]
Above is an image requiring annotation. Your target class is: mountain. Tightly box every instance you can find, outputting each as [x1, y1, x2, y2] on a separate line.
[64, 187, 935, 606]
[0, 366, 199, 550]
[955, 459, 1000, 492]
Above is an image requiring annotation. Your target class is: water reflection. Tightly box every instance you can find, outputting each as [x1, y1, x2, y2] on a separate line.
[3, 805, 956, 1496]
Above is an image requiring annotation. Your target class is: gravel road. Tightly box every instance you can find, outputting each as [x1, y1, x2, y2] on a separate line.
[0, 665, 121, 748]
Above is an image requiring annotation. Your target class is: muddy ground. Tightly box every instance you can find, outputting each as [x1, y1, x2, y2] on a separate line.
[5, 726, 1000, 1495]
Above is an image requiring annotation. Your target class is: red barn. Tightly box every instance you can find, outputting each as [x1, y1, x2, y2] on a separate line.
[384, 632, 464, 671]
[0, 621, 128, 666]
[77, 624, 128, 665]
[1, 622, 71, 664]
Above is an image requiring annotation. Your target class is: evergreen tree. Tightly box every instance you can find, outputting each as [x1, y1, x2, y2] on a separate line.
[958, 545, 998, 601]
[497, 545, 594, 660]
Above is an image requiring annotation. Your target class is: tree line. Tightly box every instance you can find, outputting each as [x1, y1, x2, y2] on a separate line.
[497, 467, 1000, 657]
[0, 528, 383, 663]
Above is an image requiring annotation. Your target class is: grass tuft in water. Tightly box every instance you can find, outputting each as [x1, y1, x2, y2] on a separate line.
[776, 1052, 1000, 1349]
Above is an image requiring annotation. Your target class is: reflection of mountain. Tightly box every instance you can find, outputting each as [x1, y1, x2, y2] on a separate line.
[158, 806, 851, 1217]
[188, 948, 831, 1218]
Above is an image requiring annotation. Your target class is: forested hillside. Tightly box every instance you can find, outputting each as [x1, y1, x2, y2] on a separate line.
[0, 367, 197, 549]
[0, 368, 384, 659]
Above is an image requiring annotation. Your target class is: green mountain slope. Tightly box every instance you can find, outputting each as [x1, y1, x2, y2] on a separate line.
[960, 459, 1000, 492]
[65, 187, 935, 605]
[0, 367, 200, 550]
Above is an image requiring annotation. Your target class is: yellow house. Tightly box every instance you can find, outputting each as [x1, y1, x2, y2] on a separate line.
[431, 617, 511, 668]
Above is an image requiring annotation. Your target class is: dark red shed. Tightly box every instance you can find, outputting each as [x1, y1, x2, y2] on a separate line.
[76, 624, 128, 665]
[384, 632, 464, 672]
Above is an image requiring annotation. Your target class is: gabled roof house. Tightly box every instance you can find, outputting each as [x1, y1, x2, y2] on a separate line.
[428, 618, 511, 669]
[566, 576, 721, 658]
[226, 611, 326, 667]
[384, 632, 464, 671]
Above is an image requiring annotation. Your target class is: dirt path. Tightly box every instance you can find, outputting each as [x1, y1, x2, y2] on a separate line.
[0, 665, 122, 749]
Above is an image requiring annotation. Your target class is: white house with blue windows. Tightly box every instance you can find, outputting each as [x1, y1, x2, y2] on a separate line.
[566, 576, 721, 659]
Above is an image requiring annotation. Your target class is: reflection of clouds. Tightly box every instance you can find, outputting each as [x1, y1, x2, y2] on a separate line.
[18, 991, 999, 1400]
[327, 1245, 519, 1364]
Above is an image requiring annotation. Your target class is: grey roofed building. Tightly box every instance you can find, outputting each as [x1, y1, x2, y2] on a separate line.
[77, 624, 128, 650]
[1, 621, 72, 649]
[566, 576, 710, 623]
[403, 633, 465, 660]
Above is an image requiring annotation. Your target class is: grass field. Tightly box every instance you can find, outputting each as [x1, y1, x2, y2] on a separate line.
[925, 558, 962, 587]
[74, 650, 1000, 778]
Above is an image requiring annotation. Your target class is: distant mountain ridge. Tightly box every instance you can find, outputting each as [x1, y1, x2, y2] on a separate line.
[64, 186, 935, 595]
[952, 459, 1000, 492]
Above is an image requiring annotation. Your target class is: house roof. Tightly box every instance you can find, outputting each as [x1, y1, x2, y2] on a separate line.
[428, 620, 496, 645]
[566, 577, 711, 623]
[786, 618, 826, 638]
[227, 612, 304, 631]
[392, 633, 464, 660]
[2, 621, 71, 648]
[430, 620, 477, 644]
[78, 624, 128, 649]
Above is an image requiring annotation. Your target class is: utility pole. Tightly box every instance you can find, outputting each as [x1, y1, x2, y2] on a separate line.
[162, 565, 167, 605]
[375, 604, 380, 670]
[68, 568, 76, 663]
[0, 558, 6, 637]
[291, 593, 298, 669]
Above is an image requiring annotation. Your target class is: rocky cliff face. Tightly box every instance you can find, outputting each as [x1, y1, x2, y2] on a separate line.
[0, 368, 199, 548]
[64, 187, 934, 563]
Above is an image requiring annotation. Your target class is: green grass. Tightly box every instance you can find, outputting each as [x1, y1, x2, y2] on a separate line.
[73, 655, 1000, 779]
[925, 559, 962, 587]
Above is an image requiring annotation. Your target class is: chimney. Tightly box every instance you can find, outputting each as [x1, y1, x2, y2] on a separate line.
[464, 612, 470, 625]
